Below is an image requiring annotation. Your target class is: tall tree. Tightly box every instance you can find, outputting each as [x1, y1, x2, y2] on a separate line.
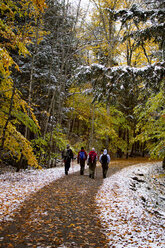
[0, 0, 46, 169]
[11, 0, 85, 164]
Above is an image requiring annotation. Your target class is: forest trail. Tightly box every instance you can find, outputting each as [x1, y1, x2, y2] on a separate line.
[0, 162, 130, 248]
[0, 159, 157, 248]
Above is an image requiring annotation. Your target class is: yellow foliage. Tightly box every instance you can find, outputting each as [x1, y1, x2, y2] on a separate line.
[67, 86, 127, 152]
[32, 0, 47, 12]
[2, 123, 40, 169]
[79, 0, 160, 67]
[0, 0, 46, 168]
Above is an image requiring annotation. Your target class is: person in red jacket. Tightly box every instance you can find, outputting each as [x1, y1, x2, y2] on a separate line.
[87, 148, 97, 179]
[77, 147, 87, 175]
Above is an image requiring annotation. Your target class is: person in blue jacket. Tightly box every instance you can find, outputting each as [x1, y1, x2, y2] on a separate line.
[77, 147, 87, 175]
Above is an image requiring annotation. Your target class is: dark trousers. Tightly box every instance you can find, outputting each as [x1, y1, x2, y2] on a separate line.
[102, 163, 108, 178]
[80, 160, 85, 175]
[65, 160, 71, 175]
[89, 162, 96, 179]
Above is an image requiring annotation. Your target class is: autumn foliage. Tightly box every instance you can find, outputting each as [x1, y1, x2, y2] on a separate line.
[0, 0, 164, 169]
[0, 0, 46, 168]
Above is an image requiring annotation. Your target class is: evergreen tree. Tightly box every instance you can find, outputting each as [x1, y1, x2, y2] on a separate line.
[74, 0, 165, 160]
[11, 0, 83, 164]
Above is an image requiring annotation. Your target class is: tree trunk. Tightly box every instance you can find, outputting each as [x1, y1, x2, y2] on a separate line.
[25, 17, 40, 139]
[162, 157, 165, 169]
[47, 97, 56, 167]
[0, 84, 16, 150]
[44, 90, 55, 138]
[117, 127, 123, 158]
[142, 141, 146, 157]
[126, 128, 129, 159]
[90, 104, 95, 149]
[106, 104, 110, 148]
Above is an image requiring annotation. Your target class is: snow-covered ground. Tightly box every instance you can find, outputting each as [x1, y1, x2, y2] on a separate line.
[0, 163, 79, 223]
[0, 162, 164, 247]
[96, 162, 165, 248]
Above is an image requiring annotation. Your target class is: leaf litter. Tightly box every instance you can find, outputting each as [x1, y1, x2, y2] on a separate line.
[0, 160, 164, 247]
[0, 164, 80, 223]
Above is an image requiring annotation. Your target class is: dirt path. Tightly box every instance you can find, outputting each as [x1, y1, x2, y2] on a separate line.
[0, 160, 151, 248]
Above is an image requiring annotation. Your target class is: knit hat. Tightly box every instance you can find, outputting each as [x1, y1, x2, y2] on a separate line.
[103, 149, 107, 155]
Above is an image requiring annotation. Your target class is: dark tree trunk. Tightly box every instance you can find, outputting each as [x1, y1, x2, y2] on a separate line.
[163, 157, 165, 169]
[126, 128, 129, 159]
[1, 84, 16, 151]
[130, 143, 134, 157]
[142, 142, 146, 157]
[117, 127, 123, 158]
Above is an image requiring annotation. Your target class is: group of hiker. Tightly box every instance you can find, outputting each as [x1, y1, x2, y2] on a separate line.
[62, 145, 110, 179]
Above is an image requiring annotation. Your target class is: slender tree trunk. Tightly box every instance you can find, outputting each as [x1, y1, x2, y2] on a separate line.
[48, 98, 55, 167]
[90, 104, 95, 149]
[106, 104, 110, 148]
[162, 157, 165, 169]
[126, 128, 129, 159]
[117, 127, 123, 158]
[44, 90, 56, 138]
[25, 17, 40, 139]
[1, 84, 16, 150]
[134, 22, 151, 65]
[142, 141, 146, 157]
[25, 53, 35, 139]
[71, 117, 76, 134]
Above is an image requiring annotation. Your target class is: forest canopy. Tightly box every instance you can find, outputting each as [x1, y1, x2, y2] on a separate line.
[0, 0, 164, 170]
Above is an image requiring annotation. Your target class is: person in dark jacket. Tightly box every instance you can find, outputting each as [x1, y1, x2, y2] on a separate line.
[62, 144, 74, 175]
[77, 147, 87, 175]
[87, 148, 97, 179]
[99, 149, 110, 178]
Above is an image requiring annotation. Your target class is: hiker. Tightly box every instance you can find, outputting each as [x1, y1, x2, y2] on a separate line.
[99, 149, 110, 178]
[87, 148, 97, 179]
[62, 144, 74, 175]
[77, 147, 87, 175]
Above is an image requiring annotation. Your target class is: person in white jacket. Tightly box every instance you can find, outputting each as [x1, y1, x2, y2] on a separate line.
[99, 149, 110, 178]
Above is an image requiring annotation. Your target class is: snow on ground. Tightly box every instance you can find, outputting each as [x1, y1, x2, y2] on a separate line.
[0, 161, 165, 247]
[0, 163, 79, 223]
[96, 162, 165, 248]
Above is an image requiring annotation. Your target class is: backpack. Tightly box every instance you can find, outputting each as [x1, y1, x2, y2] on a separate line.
[79, 151, 85, 160]
[89, 153, 96, 164]
[63, 149, 71, 160]
[101, 154, 108, 164]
